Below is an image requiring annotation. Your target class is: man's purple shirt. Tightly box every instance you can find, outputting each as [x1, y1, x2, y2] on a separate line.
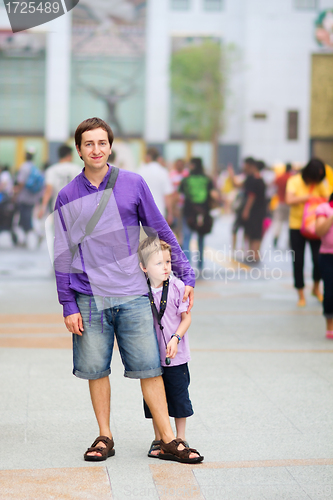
[54, 165, 195, 317]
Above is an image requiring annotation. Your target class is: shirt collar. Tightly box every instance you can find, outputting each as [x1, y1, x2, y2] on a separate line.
[81, 163, 111, 190]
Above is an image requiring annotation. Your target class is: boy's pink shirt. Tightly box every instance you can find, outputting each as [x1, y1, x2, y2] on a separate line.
[316, 202, 333, 254]
[151, 274, 191, 367]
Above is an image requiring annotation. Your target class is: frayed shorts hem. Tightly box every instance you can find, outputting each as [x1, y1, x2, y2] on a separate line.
[124, 367, 163, 379]
[73, 368, 111, 380]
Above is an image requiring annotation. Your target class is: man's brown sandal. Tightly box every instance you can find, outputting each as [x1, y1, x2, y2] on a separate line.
[159, 438, 204, 464]
[84, 436, 115, 462]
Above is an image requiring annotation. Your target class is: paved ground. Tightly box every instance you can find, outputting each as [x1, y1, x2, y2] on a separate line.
[0, 215, 332, 500]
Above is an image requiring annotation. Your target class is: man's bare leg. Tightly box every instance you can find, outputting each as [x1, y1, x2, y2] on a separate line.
[86, 376, 113, 457]
[141, 376, 174, 443]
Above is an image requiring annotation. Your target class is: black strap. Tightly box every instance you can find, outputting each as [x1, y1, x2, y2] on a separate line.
[84, 166, 119, 237]
[147, 278, 169, 349]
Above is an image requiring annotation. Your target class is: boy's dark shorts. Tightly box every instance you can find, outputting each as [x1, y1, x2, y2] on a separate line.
[144, 363, 194, 419]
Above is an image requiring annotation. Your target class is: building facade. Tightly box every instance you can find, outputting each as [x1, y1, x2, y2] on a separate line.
[0, 0, 333, 171]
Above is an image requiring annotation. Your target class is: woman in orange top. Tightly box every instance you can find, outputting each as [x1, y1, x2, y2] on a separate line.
[286, 159, 330, 307]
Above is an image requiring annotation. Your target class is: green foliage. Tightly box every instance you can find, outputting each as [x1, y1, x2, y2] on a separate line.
[170, 40, 227, 140]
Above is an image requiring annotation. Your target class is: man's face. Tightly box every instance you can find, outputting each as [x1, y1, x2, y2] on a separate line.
[175, 159, 185, 172]
[76, 128, 111, 173]
[141, 250, 172, 287]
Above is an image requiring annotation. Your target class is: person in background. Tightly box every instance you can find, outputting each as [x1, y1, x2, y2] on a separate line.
[38, 145, 82, 218]
[138, 148, 174, 225]
[169, 158, 189, 242]
[315, 193, 333, 340]
[272, 163, 293, 248]
[0, 165, 13, 198]
[217, 165, 235, 215]
[259, 160, 276, 216]
[14, 150, 44, 247]
[286, 158, 330, 307]
[179, 157, 219, 275]
[228, 157, 256, 254]
[241, 160, 266, 263]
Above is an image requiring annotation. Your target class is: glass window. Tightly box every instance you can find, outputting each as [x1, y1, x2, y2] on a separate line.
[293, 0, 317, 10]
[171, 0, 190, 10]
[203, 0, 223, 11]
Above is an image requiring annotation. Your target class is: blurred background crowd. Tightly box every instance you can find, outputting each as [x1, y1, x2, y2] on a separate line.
[1, 0, 333, 337]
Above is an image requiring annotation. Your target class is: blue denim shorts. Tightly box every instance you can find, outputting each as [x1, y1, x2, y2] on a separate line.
[73, 293, 162, 380]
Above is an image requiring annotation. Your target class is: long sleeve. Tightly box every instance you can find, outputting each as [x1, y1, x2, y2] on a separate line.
[137, 177, 195, 287]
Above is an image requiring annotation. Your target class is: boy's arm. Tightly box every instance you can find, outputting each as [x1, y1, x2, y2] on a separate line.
[166, 311, 191, 359]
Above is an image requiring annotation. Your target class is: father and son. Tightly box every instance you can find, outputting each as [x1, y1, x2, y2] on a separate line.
[53, 117, 203, 464]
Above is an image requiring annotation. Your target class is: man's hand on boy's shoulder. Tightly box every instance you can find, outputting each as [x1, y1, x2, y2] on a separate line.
[183, 286, 194, 313]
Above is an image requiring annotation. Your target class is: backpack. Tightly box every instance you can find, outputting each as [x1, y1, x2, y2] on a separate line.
[25, 165, 44, 194]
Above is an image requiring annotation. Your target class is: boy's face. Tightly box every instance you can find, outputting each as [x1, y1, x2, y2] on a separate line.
[140, 249, 172, 287]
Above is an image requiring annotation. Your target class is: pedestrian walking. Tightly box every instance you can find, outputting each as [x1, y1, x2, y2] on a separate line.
[179, 157, 219, 275]
[53, 117, 202, 464]
[228, 157, 256, 254]
[315, 193, 333, 339]
[241, 160, 266, 263]
[286, 158, 330, 307]
[138, 148, 174, 224]
[14, 151, 44, 247]
[138, 237, 202, 463]
[169, 158, 189, 242]
[272, 163, 293, 248]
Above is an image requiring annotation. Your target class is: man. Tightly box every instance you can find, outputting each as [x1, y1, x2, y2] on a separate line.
[54, 117, 203, 464]
[272, 163, 293, 248]
[169, 158, 189, 242]
[38, 144, 82, 218]
[241, 160, 266, 262]
[138, 147, 173, 224]
[14, 150, 44, 246]
[228, 157, 256, 253]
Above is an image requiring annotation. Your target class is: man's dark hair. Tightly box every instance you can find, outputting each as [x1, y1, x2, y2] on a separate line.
[75, 117, 114, 149]
[286, 163, 292, 172]
[244, 157, 256, 165]
[146, 147, 159, 161]
[58, 144, 72, 160]
[256, 160, 265, 171]
[190, 157, 204, 175]
[301, 158, 326, 185]
[26, 152, 34, 161]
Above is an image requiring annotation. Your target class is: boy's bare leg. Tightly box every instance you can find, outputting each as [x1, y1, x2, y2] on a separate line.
[86, 377, 113, 457]
[175, 418, 186, 441]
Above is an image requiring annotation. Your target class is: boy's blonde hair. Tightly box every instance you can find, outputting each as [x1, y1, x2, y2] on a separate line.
[138, 237, 171, 268]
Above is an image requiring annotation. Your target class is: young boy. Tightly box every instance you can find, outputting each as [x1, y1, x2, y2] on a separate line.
[138, 236, 200, 460]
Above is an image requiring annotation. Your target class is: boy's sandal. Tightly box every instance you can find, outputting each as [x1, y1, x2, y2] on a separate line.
[148, 439, 161, 458]
[84, 436, 115, 462]
[159, 438, 204, 464]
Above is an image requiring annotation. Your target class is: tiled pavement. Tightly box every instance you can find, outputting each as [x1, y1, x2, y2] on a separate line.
[0, 216, 332, 499]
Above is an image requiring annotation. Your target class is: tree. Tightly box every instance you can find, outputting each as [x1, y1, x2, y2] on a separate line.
[170, 39, 232, 176]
